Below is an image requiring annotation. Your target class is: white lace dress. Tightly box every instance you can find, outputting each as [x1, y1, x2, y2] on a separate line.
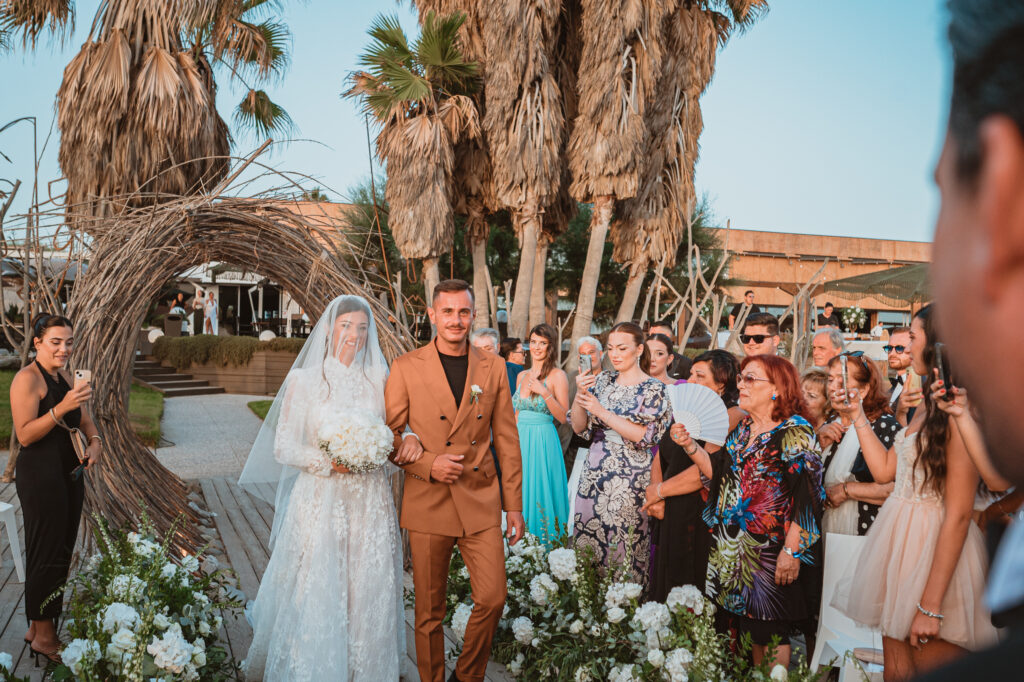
[242, 359, 405, 680]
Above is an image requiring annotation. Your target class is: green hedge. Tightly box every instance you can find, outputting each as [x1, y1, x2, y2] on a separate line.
[152, 335, 305, 370]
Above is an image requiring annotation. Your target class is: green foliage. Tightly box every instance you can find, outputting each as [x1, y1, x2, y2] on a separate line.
[129, 382, 164, 447]
[152, 336, 304, 371]
[247, 400, 272, 420]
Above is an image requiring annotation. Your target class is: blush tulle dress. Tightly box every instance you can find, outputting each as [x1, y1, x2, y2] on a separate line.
[831, 429, 999, 650]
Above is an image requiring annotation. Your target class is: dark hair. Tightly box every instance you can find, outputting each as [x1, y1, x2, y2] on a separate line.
[31, 313, 73, 343]
[527, 324, 558, 381]
[947, 3, 1024, 183]
[913, 304, 954, 494]
[646, 333, 674, 355]
[824, 302, 834, 308]
[499, 337, 521, 360]
[692, 349, 740, 407]
[743, 312, 780, 336]
[608, 321, 650, 374]
[826, 353, 893, 422]
[322, 298, 373, 394]
[432, 279, 474, 303]
[650, 319, 674, 334]
[740, 354, 809, 422]
[744, 290, 754, 297]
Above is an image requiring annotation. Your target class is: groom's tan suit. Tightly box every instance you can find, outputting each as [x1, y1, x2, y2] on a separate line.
[385, 341, 522, 682]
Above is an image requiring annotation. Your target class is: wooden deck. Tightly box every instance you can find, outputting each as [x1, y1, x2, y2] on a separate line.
[0, 476, 511, 680]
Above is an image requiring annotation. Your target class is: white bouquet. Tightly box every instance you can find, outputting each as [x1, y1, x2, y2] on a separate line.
[841, 305, 867, 333]
[317, 408, 394, 473]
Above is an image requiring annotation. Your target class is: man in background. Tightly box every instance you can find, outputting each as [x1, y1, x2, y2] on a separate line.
[817, 301, 842, 328]
[811, 328, 844, 369]
[728, 290, 760, 329]
[885, 327, 913, 408]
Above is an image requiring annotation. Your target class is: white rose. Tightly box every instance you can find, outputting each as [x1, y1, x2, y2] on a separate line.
[622, 583, 642, 600]
[154, 612, 172, 630]
[648, 648, 665, 668]
[102, 603, 140, 633]
[198, 621, 211, 635]
[771, 664, 788, 681]
[589, 625, 601, 636]
[666, 584, 705, 615]
[0, 652, 12, 671]
[61, 638, 100, 675]
[632, 602, 671, 633]
[511, 616, 534, 645]
[193, 647, 207, 667]
[606, 606, 626, 624]
[569, 619, 584, 634]
[109, 628, 136, 653]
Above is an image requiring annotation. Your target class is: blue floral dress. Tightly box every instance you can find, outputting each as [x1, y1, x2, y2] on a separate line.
[703, 415, 825, 630]
[572, 371, 671, 587]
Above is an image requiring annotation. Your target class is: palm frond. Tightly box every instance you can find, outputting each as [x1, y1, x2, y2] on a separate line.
[222, 18, 291, 79]
[706, 0, 768, 31]
[0, 0, 73, 48]
[233, 88, 295, 139]
[415, 10, 478, 92]
[365, 14, 413, 62]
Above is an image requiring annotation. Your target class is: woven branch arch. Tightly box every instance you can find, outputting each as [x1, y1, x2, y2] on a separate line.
[66, 195, 412, 549]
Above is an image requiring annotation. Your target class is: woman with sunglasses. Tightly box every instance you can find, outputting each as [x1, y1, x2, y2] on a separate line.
[9, 313, 102, 663]
[659, 355, 824, 668]
[818, 352, 899, 536]
[831, 305, 998, 679]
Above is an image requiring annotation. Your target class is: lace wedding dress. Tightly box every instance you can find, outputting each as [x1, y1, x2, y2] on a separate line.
[242, 357, 405, 681]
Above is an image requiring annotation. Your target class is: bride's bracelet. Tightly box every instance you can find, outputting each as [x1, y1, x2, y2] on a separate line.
[916, 602, 944, 620]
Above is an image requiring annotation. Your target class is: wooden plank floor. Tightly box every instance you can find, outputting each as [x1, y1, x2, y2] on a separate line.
[0, 481, 47, 681]
[199, 476, 513, 681]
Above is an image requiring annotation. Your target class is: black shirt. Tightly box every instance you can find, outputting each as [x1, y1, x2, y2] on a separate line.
[730, 302, 761, 319]
[817, 313, 841, 327]
[438, 351, 469, 406]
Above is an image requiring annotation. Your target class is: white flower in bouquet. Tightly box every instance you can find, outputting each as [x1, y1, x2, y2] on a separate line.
[109, 628, 136, 654]
[547, 548, 577, 581]
[105, 645, 134, 675]
[452, 602, 473, 642]
[154, 612, 172, 630]
[589, 625, 601, 636]
[501, 603, 510, 618]
[135, 538, 160, 558]
[316, 409, 394, 473]
[623, 583, 642, 600]
[193, 647, 207, 668]
[161, 562, 178, 579]
[771, 663, 789, 681]
[632, 601, 671, 634]
[148, 624, 195, 674]
[108, 574, 146, 602]
[510, 534, 535, 556]
[458, 565, 470, 580]
[569, 619, 584, 634]
[665, 648, 693, 681]
[0, 652, 12, 671]
[606, 606, 626, 624]
[198, 620, 212, 635]
[647, 648, 665, 668]
[529, 573, 557, 606]
[127, 532, 142, 545]
[665, 585, 704, 615]
[213, 613, 223, 631]
[573, 665, 592, 681]
[609, 664, 638, 682]
[102, 603, 140, 634]
[507, 653, 525, 676]
[181, 554, 200, 573]
[84, 553, 102, 572]
[511, 616, 534, 645]
[62, 638, 100, 675]
[646, 629, 664, 650]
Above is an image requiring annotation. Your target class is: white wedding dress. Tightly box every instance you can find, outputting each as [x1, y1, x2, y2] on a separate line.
[241, 356, 405, 680]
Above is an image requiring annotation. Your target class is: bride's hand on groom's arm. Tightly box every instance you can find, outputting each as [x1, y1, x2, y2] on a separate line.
[394, 434, 424, 464]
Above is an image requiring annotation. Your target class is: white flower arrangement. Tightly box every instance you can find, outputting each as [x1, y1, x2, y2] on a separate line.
[316, 408, 394, 473]
[437, 532, 823, 681]
[841, 305, 867, 333]
[54, 512, 243, 681]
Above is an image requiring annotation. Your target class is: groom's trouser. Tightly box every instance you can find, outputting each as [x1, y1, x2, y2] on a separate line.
[408, 527, 506, 682]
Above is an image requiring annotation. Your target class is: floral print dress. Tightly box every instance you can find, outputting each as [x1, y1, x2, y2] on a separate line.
[572, 371, 671, 587]
[703, 415, 825, 624]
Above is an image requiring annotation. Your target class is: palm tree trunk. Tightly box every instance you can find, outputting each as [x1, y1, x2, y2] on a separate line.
[568, 195, 614, 371]
[471, 235, 491, 329]
[617, 260, 646, 323]
[528, 239, 549, 330]
[422, 256, 441, 310]
[508, 210, 541, 338]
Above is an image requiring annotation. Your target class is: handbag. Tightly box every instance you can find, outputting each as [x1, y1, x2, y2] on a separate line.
[52, 411, 90, 472]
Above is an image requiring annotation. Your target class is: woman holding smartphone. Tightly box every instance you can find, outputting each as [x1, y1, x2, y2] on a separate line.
[10, 314, 102, 663]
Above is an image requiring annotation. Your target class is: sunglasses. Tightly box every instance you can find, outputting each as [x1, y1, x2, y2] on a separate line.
[882, 345, 907, 354]
[736, 373, 772, 386]
[740, 334, 773, 344]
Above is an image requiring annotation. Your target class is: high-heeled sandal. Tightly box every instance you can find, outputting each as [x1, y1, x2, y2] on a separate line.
[29, 645, 62, 667]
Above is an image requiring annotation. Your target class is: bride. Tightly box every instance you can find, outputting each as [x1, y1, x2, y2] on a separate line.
[238, 295, 419, 680]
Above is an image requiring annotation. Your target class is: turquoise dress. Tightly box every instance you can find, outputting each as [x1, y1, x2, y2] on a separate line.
[513, 379, 569, 541]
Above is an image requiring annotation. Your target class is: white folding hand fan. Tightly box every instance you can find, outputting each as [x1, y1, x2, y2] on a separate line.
[664, 383, 730, 446]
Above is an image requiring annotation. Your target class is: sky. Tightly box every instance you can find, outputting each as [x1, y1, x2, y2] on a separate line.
[0, 1, 951, 243]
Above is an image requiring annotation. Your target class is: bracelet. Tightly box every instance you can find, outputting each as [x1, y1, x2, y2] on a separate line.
[853, 419, 870, 429]
[842, 482, 849, 497]
[916, 602, 944, 620]
[656, 483, 665, 502]
[49, 408, 60, 425]
[684, 444, 698, 456]
[89, 435, 102, 443]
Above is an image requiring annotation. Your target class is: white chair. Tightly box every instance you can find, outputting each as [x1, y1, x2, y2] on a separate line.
[0, 502, 25, 583]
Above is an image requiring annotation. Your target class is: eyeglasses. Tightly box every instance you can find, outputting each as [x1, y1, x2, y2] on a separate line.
[736, 373, 772, 386]
[740, 334, 772, 344]
[882, 345, 907, 354]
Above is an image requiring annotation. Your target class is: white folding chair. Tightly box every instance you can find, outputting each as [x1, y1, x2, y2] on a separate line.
[0, 501, 25, 583]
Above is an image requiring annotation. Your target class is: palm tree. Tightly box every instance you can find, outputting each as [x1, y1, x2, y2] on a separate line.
[5, 0, 294, 224]
[348, 11, 481, 305]
[482, 0, 567, 339]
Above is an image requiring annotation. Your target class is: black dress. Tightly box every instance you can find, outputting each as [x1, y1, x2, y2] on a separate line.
[15, 363, 84, 622]
[649, 429, 712, 601]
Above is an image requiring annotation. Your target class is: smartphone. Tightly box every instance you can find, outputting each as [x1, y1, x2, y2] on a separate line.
[904, 368, 923, 406]
[933, 342, 954, 402]
[839, 355, 850, 406]
[74, 369, 91, 389]
[579, 354, 592, 374]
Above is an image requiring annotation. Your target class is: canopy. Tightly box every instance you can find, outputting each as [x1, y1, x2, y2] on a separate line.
[823, 263, 930, 308]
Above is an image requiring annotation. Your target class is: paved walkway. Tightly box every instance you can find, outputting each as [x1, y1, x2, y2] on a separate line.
[156, 393, 267, 480]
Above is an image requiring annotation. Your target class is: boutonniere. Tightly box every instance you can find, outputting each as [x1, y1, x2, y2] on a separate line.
[470, 384, 483, 404]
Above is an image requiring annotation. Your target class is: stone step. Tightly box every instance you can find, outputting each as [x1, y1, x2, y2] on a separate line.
[138, 373, 193, 382]
[161, 386, 226, 397]
[147, 379, 211, 390]
[134, 360, 163, 369]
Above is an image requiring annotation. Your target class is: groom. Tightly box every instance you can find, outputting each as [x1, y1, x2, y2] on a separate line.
[386, 279, 525, 682]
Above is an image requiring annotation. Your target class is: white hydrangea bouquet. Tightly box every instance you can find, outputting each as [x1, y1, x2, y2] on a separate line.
[53, 513, 243, 681]
[0, 651, 28, 681]
[440, 533, 822, 681]
[841, 305, 867, 333]
[316, 408, 393, 473]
